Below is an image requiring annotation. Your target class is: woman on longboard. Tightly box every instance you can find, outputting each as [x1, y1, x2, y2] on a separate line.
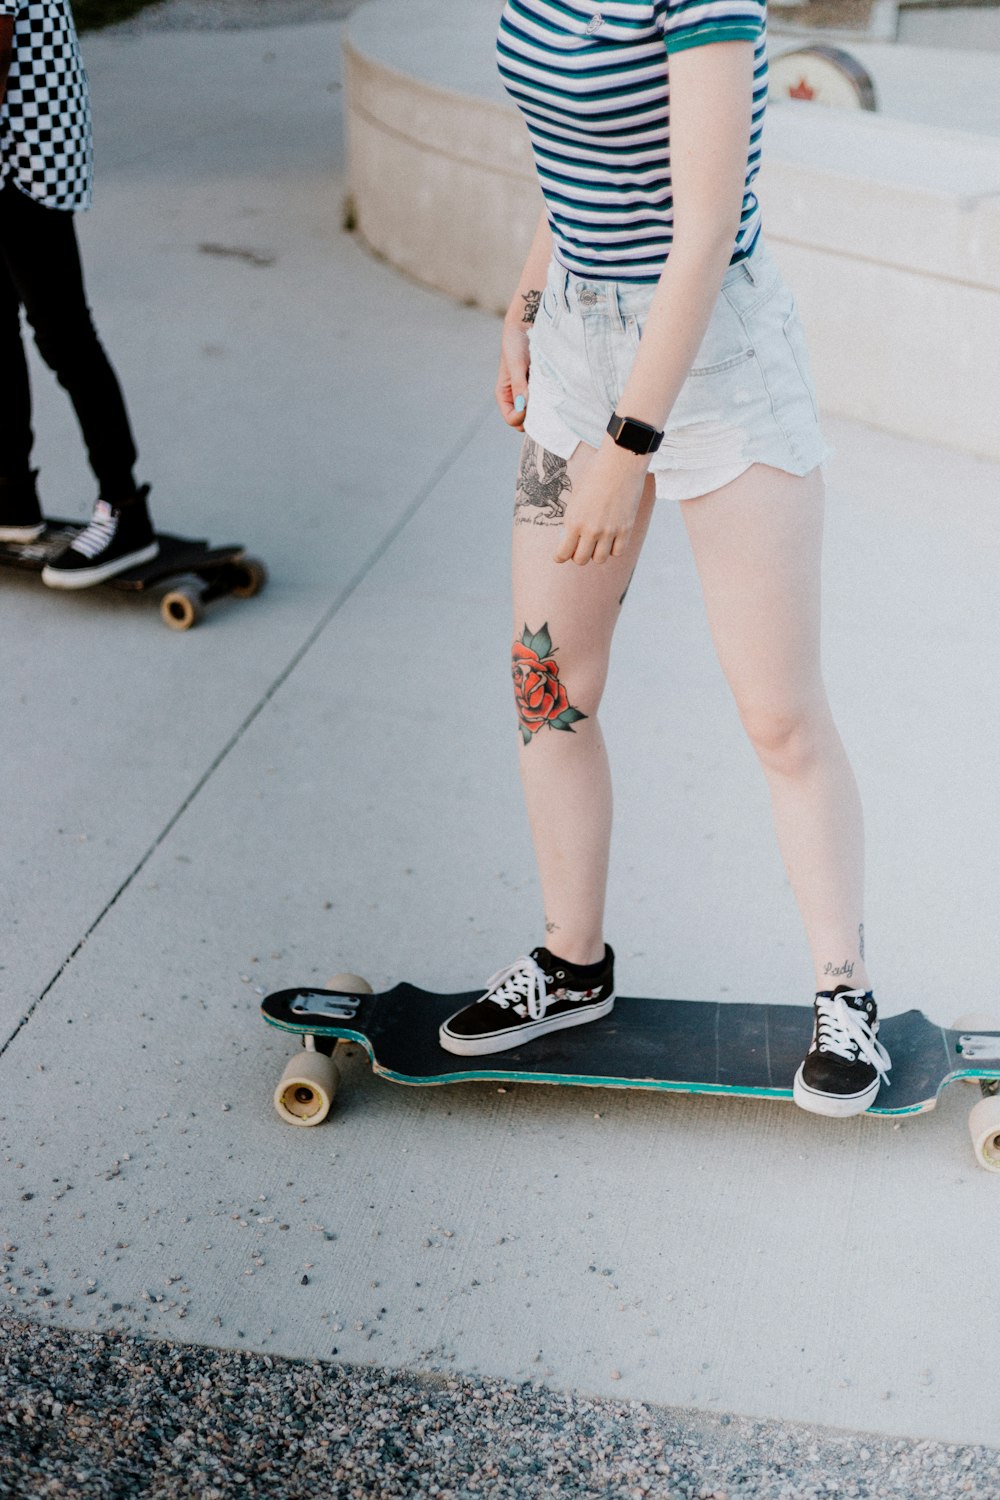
[439, 0, 890, 1117]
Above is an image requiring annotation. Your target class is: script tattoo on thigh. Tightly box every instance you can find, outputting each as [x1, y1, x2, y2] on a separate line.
[515, 438, 572, 527]
[522, 289, 542, 326]
[512, 623, 588, 746]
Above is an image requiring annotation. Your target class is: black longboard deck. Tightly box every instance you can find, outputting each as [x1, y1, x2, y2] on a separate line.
[0, 521, 245, 590]
[262, 985, 1000, 1117]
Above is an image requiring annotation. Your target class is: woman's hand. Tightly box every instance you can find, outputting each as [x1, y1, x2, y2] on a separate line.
[554, 438, 648, 566]
[496, 312, 532, 429]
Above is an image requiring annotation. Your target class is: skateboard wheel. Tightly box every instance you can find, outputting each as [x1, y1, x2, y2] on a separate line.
[325, 973, 373, 994]
[161, 584, 205, 630]
[231, 557, 268, 599]
[274, 1048, 339, 1126]
[968, 1095, 1000, 1173]
[951, 1012, 998, 1032]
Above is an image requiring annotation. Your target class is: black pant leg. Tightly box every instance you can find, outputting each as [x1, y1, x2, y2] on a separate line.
[0, 180, 138, 501]
[0, 231, 34, 484]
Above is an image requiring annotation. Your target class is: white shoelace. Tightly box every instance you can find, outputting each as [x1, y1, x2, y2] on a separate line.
[71, 501, 118, 559]
[814, 991, 892, 1083]
[481, 954, 550, 1022]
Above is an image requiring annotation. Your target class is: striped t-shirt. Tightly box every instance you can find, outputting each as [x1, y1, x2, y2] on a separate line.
[497, 0, 767, 282]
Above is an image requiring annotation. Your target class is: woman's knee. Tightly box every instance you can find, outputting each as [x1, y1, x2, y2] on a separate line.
[511, 623, 606, 738]
[738, 701, 828, 777]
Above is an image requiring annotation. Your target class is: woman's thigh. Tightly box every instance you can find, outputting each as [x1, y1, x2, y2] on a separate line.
[680, 463, 826, 721]
[512, 435, 655, 721]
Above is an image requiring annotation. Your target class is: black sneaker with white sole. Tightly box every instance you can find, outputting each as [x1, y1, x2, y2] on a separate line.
[0, 472, 44, 543]
[439, 945, 615, 1057]
[42, 486, 158, 589]
[793, 985, 891, 1117]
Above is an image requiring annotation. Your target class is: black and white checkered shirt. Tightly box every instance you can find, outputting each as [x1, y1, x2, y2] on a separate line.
[0, 0, 92, 211]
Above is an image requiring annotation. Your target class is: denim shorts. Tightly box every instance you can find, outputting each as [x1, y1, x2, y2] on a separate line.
[524, 240, 830, 502]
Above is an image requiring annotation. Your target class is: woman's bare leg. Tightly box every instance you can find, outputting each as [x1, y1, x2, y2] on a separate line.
[681, 463, 869, 991]
[512, 435, 655, 965]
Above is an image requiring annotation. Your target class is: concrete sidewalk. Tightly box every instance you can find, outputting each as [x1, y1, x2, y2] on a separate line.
[2, 14, 1000, 1455]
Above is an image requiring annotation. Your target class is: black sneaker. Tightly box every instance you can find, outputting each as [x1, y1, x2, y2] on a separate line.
[793, 985, 891, 1117]
[42, 486, 158, 589]
[0, 472, 44, 543]
[439, 945, 615, 1056]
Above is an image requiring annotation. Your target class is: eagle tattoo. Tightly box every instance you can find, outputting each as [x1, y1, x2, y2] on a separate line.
[515, 438, 572, 524]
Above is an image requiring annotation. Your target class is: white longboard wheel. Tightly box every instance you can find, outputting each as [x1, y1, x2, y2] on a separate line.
[951, 1012, 998, 1031]
[325, 973, 373, 994]
[274, 1049, 340, 1127]
[161, 584, 204, 630]
[968, 1095, 1000, 1172]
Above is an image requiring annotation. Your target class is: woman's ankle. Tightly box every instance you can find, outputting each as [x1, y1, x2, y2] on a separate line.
[543, 935, 606, 968]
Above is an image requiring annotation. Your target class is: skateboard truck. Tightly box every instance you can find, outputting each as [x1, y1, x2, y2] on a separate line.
[955, 1033, 1000, 1062]
[289, 990, 362, 1021]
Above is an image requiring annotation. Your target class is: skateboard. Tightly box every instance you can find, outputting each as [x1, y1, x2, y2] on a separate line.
[261, 977, 1000, 1170]
[0, 521, 267, 630]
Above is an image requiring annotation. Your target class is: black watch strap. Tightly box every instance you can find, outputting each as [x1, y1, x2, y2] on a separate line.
[606, 412, 664, 455]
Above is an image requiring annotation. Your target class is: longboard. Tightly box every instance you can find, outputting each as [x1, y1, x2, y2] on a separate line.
[261, 978, 1000, 1169]
[0, 521, 267, 630]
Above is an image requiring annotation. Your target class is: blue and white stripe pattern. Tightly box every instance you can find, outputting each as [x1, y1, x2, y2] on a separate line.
[498, 0, 767, 282]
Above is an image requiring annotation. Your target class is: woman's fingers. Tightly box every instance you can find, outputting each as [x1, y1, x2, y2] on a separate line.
[497, 332, 531, 426]
[553, 525, 580, 565]
[591, 532, 616, 566]
[554, 527, 623, 566]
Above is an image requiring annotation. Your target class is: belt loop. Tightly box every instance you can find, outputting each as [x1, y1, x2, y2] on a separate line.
[560, 268, 570, 312]
[611, 281, 626, 333]
[742, 255, 758, 287]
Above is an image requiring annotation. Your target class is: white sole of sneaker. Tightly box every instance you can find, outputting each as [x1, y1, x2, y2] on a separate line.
[41, 541, 160, 590]
[792, 1064, 881, 1118]
[439, 995, 615, 1057]
[0, 524, 45, 543]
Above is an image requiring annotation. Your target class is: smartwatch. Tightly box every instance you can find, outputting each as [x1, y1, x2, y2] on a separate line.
[606, 411, 664, 455]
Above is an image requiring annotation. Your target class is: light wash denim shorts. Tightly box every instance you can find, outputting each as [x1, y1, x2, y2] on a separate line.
[524, 240, 830, 502]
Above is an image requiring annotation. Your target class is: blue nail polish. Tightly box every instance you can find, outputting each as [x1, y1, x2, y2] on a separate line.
[514, 394, 526, 413]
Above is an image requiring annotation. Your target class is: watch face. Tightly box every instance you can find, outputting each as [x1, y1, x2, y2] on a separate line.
[608, 413, 662, 453]
[621, 418, 652, 452]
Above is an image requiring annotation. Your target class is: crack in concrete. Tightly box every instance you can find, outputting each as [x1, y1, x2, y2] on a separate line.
[0, 398, 492, 1062]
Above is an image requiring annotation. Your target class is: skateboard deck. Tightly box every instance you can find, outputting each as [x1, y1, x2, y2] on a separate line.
[0, 521, 266, 629]
[261, 980, 1000, 1168]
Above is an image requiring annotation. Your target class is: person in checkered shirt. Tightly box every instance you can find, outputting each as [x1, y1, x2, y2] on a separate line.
[0, 0, 159, 586]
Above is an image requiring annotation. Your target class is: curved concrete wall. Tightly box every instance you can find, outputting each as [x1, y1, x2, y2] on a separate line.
[345, 0, 1000, 460]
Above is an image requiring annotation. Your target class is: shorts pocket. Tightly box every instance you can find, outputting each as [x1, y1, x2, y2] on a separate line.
[688, 296, 754, 378]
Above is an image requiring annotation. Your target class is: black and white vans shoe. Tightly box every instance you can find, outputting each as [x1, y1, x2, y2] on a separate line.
[42, 486, 158, 589]
[793, 986, 891, 1117]
[439, 945, 615, 1057]
[0, 473, 44, 543]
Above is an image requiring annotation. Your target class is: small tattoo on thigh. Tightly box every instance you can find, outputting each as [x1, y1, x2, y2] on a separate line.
[515, 438, 572, 527]
[823, 959, 855, 980]
[512, 622, 588, 745]
[859, 923, 865, 961]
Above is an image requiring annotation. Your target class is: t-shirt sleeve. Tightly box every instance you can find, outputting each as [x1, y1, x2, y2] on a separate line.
[657, 0, 764, 55]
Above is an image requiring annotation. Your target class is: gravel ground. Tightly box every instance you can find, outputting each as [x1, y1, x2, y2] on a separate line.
[2, 1311, 998, 1499]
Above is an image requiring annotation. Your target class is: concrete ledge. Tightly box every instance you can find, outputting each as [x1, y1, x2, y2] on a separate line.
[345, 0, 1000, 459]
